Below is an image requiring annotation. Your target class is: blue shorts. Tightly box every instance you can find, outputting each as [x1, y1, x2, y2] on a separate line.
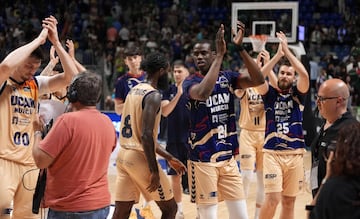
[47, 206, 109, 219]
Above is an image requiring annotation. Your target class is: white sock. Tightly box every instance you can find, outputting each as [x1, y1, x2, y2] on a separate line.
[177, 202, 183, 213]
[225, 200, 249, 219]
[255, 171, 264, 219]
[256, 171, 265, 204]
[254, 207, 261, 219]
[241, 169, 254, 197]
[198, 204, 217, 219]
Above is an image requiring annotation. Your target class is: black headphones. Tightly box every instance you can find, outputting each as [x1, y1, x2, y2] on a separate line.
[66, 76, 80, 103]
[66, 72, 102, 105]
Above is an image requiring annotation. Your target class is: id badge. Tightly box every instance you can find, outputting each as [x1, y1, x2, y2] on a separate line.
[310, 160, 319, 190]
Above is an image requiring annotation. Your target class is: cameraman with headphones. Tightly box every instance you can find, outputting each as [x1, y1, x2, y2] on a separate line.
[32, 72, 117, 218]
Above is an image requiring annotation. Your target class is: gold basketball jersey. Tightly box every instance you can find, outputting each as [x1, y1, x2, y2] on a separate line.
[119, 83, 161, 151]
[239, 88, 265, 131]
[0, 78, 39, 165]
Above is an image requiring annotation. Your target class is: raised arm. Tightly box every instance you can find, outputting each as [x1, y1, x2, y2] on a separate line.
[40, 46, 59, 76]
[0, 28, 48, 85]
[256, 41, 285, 95]
[188, 24, 226, 101]
[233, 21, 264, 89]
[161, 80, 184, 117]
[66, 39, 86, 73]
[278, 31, 309, 93]
[258, 48, 278, 88]
[42, 16, 77, 93]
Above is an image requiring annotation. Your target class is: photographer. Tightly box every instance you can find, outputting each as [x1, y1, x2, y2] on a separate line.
[310, 78, 357, 196]
[32, 72, 117, 218]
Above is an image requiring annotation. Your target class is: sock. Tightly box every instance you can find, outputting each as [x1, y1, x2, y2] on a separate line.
[255, 171, 264, 219]
[177, 202, 183, 213]
[225, 199, 248, 219]
[254, 207, 261, 219]
[198, 204, 217, 219]
[241, 169, 254, 197]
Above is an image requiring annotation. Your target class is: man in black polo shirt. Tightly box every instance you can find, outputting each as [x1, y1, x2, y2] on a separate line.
[311, 78, 358, 196]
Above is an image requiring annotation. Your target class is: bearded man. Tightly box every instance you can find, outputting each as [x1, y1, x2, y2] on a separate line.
[255, 31, 310, 219]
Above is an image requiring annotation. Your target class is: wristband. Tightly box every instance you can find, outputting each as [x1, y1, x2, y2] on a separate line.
[236, 44, 244, 51]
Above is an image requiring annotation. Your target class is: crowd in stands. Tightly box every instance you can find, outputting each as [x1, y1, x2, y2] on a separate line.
[0, 0, 359, 107]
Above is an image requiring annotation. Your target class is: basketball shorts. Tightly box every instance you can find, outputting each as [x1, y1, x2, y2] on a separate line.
[0, 158, 40, 219]
[115, 148, 173, 203]
[239, 129, 264, 171]
[263, 152, 304, 196]
[188, 157, 245, 205]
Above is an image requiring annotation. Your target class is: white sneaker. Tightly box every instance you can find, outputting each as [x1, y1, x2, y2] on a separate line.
[175, 211, 184, 219]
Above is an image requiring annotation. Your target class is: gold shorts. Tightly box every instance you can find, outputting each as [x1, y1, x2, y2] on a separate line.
[115, 148, 173, 202]
[188, 157, 245, 205]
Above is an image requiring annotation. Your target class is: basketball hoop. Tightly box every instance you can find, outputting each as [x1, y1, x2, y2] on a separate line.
[249, 35, 268, 53]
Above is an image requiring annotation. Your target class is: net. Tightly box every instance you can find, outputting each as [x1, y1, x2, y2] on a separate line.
[249, 35, 268, 53]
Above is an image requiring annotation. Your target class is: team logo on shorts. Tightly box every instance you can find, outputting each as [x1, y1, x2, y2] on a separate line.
[209, 191, 217, 197]
[265, 173, 277, 179]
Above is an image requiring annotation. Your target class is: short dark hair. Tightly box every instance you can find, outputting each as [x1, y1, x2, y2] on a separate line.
[193, 39, 215, 51]
[30, 47, 44, 60]
[68, 71, 102, 106]
[173, 59, 185, 67]
[124, 46, 142, 57]
[140, 52, 168, 75]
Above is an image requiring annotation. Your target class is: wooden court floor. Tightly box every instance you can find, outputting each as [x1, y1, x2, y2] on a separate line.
[108, 151, 312, 219]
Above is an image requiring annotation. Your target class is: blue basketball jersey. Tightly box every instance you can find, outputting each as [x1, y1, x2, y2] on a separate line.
[262, 85, 306, 150]
[183, 71, 240, 162]
[114, 72, 146, 101]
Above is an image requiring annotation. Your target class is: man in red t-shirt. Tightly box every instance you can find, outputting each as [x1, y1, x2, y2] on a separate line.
[33, 72, 117, 218]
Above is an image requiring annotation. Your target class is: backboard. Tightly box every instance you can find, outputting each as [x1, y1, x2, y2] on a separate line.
[231, 2, 299, 43]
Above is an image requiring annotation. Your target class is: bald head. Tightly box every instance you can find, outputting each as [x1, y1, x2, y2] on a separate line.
[319, 78, 349, 99]
[317, 78, 349, 123]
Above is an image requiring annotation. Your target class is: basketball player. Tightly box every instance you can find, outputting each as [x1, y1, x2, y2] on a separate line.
[183, 21, 264, 219]
[0, 15, 77, 218]
[114, 46, 145, 115]
[32, 72, 116, 218]
[112, 52, 187, 219]
[234, 50, 271, 219]
[256, 31, 309, 219]
[161, 60, 190, 219]
[113, 46, 154, 218]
